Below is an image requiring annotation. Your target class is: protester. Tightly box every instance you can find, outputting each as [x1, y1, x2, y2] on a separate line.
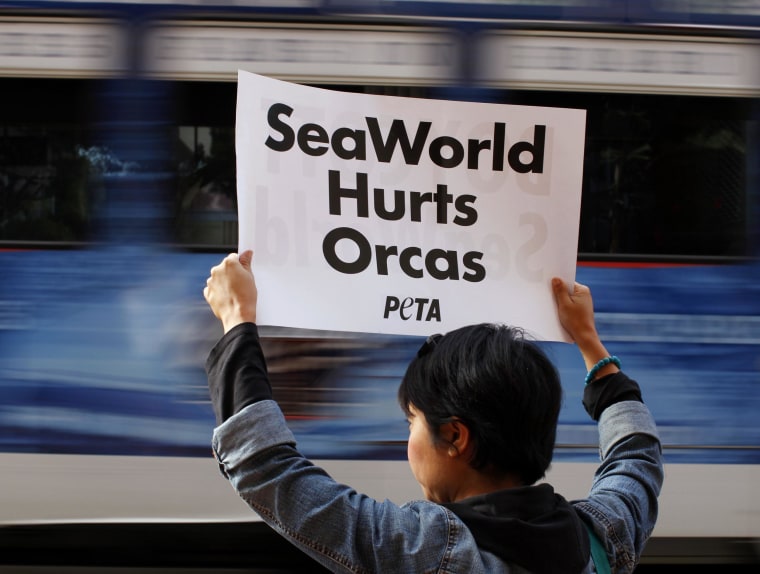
[203, 250, 663, 574]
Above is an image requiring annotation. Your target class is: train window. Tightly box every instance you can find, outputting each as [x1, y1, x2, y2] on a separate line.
[171, 81, 237, 250]
[582, 94, 749, 261]
[175, 124, 237, 248]
[0, 125, 85, 243]
[0, 79, 104, 246]
[499, 90, 752, 261]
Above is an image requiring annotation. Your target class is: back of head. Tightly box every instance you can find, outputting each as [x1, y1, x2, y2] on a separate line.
[398, 323, 562, 485]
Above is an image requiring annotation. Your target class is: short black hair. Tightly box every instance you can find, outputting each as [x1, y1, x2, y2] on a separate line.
[398, 323, 562, 485]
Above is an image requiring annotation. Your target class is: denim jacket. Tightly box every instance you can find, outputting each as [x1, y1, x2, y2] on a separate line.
[210, 329, 663, 574]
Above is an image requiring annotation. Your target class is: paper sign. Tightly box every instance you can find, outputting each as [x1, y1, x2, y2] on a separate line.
[236, 70, 585, 340]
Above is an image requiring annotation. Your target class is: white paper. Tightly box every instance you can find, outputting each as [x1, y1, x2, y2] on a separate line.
[236, 70, 585, 340]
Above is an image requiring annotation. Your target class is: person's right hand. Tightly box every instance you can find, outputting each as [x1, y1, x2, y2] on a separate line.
[552, 278, 618, 377]
[551, 278, 597, 346]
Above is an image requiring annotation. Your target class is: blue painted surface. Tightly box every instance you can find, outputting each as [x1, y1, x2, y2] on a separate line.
[2, 248, 758, 464]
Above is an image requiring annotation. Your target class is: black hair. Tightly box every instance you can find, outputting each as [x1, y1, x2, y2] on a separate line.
[398, 323, 562, 485]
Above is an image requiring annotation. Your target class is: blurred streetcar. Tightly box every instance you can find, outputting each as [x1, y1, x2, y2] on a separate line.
[0, 0, 758, 567]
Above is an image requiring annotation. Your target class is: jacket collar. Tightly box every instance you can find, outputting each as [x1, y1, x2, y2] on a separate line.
[443, 483, 590, 574]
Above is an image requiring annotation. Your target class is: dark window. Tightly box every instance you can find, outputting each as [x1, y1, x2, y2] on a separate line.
[0, 79, 108, 246]
[499, 91, 751, 261]
[174, 124, 237, 248]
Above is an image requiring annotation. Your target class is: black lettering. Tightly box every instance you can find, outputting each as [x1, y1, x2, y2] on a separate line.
[399, 297, 415, 320]
[322, 227, 371, 274]
[429, 136, 464, 169]
[462, 252, 486, 282]
[453, 195, 478, 226]
[383, 296, 400, 318]
[332, 127, 366, 160]
[399, 247, 423, 278]
[328, 171, 369, 217]
[264, 102, 295, 152]
[425, 249, 459, 280]
[426, 299, 441, 321]
[492, 122, 505, 171]
[297, 123, 329, 156]
[366, 117, 432, 164]
[409, 191, 433, 222]
[434, 184, 453, 224]
[467, 137, 491, 170]
[414, 298, 430, 320]
[375, 244, 399, 275]
[373, 188, 406, 221]
[508, 125, 546, 174]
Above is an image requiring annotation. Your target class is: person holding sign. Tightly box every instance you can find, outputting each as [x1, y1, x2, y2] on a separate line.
[203, 251, 663, 574]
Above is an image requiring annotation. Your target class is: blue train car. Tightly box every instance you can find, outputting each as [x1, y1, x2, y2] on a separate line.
[0, 0, 758, 567]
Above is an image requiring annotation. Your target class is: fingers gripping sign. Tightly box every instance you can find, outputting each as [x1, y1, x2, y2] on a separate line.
[551, 278, 596, 343]
[204, 250, 258, 333]
[551, 277, 618, 380]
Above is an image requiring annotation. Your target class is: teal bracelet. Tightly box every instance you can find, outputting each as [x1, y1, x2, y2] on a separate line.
[585, 356, 621, 385]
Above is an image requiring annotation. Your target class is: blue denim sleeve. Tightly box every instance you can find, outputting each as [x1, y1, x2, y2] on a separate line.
[212, 401, 455, 574]
[573, 401, 664, 574]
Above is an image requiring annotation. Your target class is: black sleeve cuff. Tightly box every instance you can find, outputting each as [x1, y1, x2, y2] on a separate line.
[205, 322, 273, 425]
[582, 371, 643, 421]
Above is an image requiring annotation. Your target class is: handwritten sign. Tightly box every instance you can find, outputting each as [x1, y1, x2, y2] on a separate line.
[236, 70, 585, 340]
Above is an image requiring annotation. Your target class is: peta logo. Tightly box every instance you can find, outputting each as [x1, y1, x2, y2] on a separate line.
[384, 296, 441, 322]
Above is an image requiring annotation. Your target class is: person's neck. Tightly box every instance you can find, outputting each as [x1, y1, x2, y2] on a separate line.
[450, 469, 524, 502]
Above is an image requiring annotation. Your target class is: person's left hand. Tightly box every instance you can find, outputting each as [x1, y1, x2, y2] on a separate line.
[203, 250, 257, 333]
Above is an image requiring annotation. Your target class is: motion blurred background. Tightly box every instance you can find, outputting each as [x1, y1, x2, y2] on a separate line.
[0, 0, 758, 570]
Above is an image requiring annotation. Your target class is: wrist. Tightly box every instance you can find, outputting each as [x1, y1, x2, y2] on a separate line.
[584, 355, 621, 385]
[576, 337, 613, 371]
[573, 329, 603, 356]
[222, 307, 257, 333]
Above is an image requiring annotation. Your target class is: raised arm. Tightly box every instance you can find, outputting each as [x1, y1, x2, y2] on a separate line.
[201, 252, 457, 573]
[552, 277, 664, 574]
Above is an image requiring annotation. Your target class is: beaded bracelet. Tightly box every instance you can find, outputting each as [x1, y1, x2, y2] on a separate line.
[585, 356, 621, 385]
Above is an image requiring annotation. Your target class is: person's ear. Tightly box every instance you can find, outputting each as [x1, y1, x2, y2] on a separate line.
[441, 419, 471, 458]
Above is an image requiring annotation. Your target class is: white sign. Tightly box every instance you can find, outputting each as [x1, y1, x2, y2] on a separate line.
[236, 70, 585, 340]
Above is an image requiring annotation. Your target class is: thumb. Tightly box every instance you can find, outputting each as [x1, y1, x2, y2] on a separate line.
[551, 277, 572, 309]
[551, 277, 566, 298]
[238, 250, 253, 271]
